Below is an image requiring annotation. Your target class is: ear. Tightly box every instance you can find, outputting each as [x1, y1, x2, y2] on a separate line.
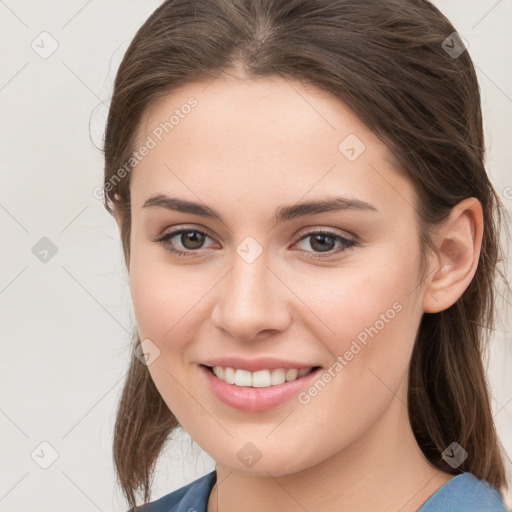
[422, 197, 483, 313]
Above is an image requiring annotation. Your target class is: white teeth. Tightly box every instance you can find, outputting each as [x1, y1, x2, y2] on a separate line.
[211, 366, 315, 387]
[234, 369, 252, 387]
[223, 367, 235, 384]
[285, 368, 298, 381]
[252, 369, 272, 387]
[271, 369, 286, 385]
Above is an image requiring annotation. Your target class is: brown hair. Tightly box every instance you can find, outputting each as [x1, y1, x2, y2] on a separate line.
[102, 0, 510, 508]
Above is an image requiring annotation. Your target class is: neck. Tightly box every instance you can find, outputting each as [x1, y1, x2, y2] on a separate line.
[207, 395, 454, 512]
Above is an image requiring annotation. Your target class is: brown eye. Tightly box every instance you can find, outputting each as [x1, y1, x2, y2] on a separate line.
[309, 233, 337, 252]
[179, 230, 206, 250]
[153, 228, 215, 256]
[294, 230, 357, 257]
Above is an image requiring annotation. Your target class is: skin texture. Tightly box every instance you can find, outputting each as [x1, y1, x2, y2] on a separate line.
[115, 75, 483, 512]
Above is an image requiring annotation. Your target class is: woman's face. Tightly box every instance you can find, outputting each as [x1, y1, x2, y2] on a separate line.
[127, 75, 428, 475]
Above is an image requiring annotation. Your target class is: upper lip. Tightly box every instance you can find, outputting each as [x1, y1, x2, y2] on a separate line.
[200, 357, 321, 372]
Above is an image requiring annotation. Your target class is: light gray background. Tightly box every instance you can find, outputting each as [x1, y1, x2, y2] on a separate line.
[1, 1, 511, 510]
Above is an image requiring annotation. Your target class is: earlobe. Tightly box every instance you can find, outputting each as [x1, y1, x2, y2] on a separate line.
[422, 198, 483, 313]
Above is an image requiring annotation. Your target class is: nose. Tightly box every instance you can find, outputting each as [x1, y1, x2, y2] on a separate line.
[210, 249, 292, 342]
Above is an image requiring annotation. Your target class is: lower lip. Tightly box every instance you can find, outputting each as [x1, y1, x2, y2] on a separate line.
[199, 364, 322, 412]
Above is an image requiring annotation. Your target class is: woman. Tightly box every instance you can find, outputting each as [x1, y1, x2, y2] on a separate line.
[102, 0, 510, 510]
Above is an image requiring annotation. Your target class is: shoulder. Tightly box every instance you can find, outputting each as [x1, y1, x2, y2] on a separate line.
[418, 472, 509, 512]
[133, 470, 217, 512]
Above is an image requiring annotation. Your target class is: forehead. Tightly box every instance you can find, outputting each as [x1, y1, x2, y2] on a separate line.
[130, 77, 415, 216]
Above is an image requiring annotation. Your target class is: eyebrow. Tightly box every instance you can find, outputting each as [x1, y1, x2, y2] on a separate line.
[142, 194, 378, 223]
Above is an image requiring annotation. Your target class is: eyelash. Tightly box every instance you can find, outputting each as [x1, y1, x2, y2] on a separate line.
[152, 227, 358, 259]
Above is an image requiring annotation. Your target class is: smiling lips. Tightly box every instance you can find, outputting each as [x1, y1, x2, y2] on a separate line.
[199, 357, 323, 412]
[208, 366, 315, 387]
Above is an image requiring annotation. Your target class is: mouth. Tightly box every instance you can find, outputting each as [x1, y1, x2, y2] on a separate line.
[199, 363, 323, 412]
[201, 364, 322, 388]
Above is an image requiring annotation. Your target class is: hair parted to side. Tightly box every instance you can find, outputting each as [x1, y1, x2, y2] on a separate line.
[102, 0, 509, 508]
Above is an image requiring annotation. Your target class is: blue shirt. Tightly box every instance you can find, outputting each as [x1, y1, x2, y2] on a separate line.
[137, 470, 509, 512]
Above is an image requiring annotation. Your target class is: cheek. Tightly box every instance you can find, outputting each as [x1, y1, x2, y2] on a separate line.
[129, 262, 173, 342]
[129, 240, 208, 343]
[291, 245, 421, 344]
[128, 252, 208, 421]
[292, 248, 422, 405]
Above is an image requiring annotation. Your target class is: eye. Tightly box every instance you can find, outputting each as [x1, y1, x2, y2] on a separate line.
[152, 228, 215, 257]
[292, 229, 357, 257]
[152, 227, 358, 258]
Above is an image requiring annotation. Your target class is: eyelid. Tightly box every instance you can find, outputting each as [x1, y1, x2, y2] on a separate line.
[293, 225, 357, 243]
[153, 224, 216, 242]
[290, 228, 357, 257]
[152, 224, 358, 257]
[154, 224, 356, 242]
[151, 225, 218, 249]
